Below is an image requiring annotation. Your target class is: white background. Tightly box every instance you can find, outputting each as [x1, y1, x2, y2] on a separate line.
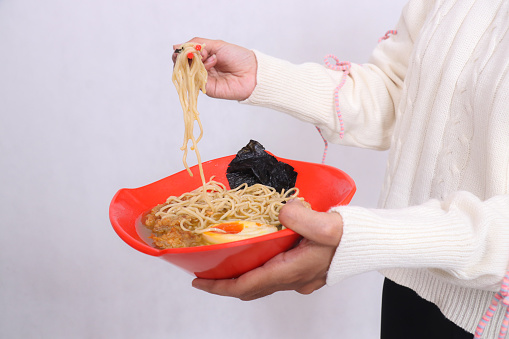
[0, 0, 407, 338]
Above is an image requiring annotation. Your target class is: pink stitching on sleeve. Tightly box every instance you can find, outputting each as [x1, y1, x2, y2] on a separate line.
[378, 29, 398, 43]
[475, 271, 509, 339]
[316, 29, 397, 164]
[316, 55, 351, 164]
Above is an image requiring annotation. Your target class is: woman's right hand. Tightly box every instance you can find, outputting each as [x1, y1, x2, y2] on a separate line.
[172, 38, 257, 101]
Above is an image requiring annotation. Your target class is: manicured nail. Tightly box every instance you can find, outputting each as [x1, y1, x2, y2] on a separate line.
[205, 54, 216, 64]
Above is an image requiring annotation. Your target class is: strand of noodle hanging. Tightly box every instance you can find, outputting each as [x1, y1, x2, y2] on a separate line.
[316, 55, 351, 164]
[172, 43, 208, 185]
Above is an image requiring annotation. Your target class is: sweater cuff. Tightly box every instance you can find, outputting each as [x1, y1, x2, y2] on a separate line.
[325, 202, 475, 286]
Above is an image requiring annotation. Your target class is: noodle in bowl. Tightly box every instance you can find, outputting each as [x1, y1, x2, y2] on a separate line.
[143, 179, 309, 249]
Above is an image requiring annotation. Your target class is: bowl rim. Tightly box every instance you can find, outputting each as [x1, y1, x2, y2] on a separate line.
[109, 155, 356, 257]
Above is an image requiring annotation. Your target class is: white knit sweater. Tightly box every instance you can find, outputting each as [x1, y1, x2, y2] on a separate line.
[243, 0, 509, 336]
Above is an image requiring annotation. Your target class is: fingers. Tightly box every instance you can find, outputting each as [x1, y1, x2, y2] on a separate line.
[278, 199, 343, 247]
[172, 37, 208, 51]
[191, 239, 332, 300]
[191, 222, 337, 300]
[192, 247, 310, 300]
[203, 54, 217, 71]
[172, 38, 218, 68]
[192, 278, 274, 301]
[296, 279, 327, 295]
[192, 248, 328, 300]
[192, 261, 283, 300]
[172, 38, 214, 57]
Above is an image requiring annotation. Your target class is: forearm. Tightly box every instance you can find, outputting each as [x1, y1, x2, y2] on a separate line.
[242, 51, 398, 150]
[327, 191, 509, 291]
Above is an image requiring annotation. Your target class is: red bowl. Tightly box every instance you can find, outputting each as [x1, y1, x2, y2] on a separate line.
[109, 155, 356, 279]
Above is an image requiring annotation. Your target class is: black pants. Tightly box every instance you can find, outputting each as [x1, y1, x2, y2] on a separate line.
[381, 279, 473, 339]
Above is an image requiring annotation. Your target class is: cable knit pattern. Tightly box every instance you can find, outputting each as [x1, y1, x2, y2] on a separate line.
[242, 0, 509, 337]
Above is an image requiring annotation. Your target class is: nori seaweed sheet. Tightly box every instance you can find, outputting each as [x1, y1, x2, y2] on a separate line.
[226, 140, 298, 192]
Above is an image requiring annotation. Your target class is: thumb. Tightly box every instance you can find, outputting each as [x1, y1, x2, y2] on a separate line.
[203, 54, 217, 71]
[278, 199, 343, 247]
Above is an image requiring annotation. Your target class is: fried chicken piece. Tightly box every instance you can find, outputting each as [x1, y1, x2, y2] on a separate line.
[150, 226, 203, 249]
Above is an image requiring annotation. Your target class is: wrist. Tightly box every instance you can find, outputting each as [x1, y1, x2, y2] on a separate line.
[329, 211, 343, 246]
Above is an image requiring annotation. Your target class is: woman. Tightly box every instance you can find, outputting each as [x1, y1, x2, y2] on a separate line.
[173, 1, 509, 337]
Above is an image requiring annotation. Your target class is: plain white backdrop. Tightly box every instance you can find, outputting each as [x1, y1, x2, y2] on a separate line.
[0, 0, 408, 338]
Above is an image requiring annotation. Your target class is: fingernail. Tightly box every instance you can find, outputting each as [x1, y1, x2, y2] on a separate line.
[192, 279, 203, 290]
[205, 54, 216, 64]
[287, 198, 300, 205]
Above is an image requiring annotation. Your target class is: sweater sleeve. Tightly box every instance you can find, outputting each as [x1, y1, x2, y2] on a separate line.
[326, 191, 509, 292]
[241, 1, 435, 150]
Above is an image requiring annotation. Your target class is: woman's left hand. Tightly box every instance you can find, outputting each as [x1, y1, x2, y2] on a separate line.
[192, 199, 344, 300]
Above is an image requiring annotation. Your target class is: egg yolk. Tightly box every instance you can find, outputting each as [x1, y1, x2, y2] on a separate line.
[210, 222, 244, 234]
[202, 221, 278, 245]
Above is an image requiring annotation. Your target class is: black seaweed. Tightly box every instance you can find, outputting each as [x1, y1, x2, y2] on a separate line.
[226, 140, 297, 192]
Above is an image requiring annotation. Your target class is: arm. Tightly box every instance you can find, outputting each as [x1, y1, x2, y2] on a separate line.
[243, 1, 435, 150]
[175, 3, 435, 150]
[242, 52, 400, 150]
[328, 191, 509, 291]
[193, 192, 509, 299]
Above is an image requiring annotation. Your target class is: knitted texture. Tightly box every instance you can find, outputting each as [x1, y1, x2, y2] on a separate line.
[316, 55, 350, 163]
[475, 273, 509, 339]
[242, 0, 509, 336]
